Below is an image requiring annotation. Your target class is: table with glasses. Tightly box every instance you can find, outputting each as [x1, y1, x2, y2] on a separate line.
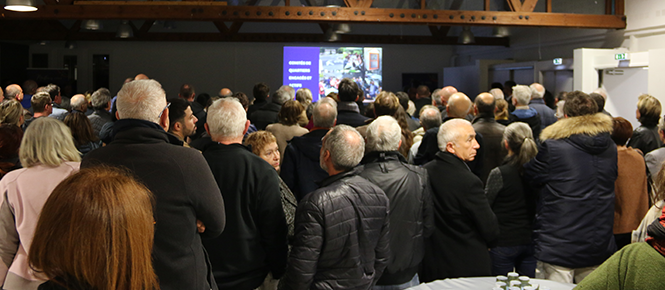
[407, 277, 576, 290]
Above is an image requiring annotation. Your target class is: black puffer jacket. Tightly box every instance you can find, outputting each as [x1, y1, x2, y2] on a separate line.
[358, 151, 433, 285]
[280, 168, 390, 290]
[628, 125, 662, 155]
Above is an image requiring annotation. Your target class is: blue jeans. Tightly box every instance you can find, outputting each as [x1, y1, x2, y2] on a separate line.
[489, 244, 536, 277]
[373, 274, 420, 290]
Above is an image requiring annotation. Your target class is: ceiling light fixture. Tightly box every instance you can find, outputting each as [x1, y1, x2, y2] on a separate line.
[492, 26, 510, 37]
[458, 26, 475, 44]
[4, 0, 37, 12]
[116, 21, 134, 38]
[84, 20, 103, 30]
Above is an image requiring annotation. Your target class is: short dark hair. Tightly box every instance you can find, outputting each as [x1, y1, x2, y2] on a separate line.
[195, 93, 212, 108]
[337, 78, 358, 102]
[474, 95, 496, 115]
[611, 117, 633, 146]
[395, 91, 410, 111]
[491, 82, 504, 90]
[278, 100, 304, 126]
[564, 91, 598, 117]
[589, 93, 605, 113]
[167, 98, 190, 131]
[253, 83, 270, 102]
[44, 84, 60, 101]
[179, 84, 195, 99]
[373, 92, 400, 117]
[227, 92, 249, 109]
[31, 92, 52, 113]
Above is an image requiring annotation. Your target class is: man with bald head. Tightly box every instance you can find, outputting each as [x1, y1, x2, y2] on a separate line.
[472, 93, 507, 184]
[218, 88, 233, 98]
[4, 85, 23, 102]
[421, 118, 499, 281]
[437, 86, 458, 119]
[134, 73, 149, 80]
[529, 83, 557, 130]
[70, 94, 88, 113]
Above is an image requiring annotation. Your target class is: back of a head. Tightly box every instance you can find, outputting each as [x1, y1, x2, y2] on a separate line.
[272, 88, 292, 105]
[91, 88, 112, 110]
[207, 98, 246, 141]
[491, 82, 504, 90]
[228, 92, 249, 110]
[64, 111, 98, 146]
[23, 80, 38, 95]
[593, 87, 608, 99]
[44, 84, 60, 102]
[312, 99, 337, 128]
[323, 125, 364, 171]
[0, 100, 23, 126]
[611, 117, 633, 146]
[512, 85, 531, 105]
[253, 82, 270, 102]
[395, 91, 410, 111]
[563, 91, 598, 117]
[529, 83, 545, 99]
[167, 98, 191, 131]
[196, 93, 212, 109]
[295, 88, 313, 106]
[373, 92, 400, 117]
[589, 93, 605, 113]
[637, 94, 662, 126]
[20, 117, 80, 167]
[5, 84, 21, 100]
[31, 92, 52, 113]
[495, 99, 509, 119]
[279, 85, 296, 99]
[29, 166, 157, 290]
[417, 85, 431, 98]
[337, 78, 358, 102]
[489, 88, 504, 100]
[474, 93, 496, 116]
[117, 79, 166, 123]
[179, 84, 195, 99]
[447, 93, 472, 118]
[0, 124, 22, 161]
[503, 122, 538, 167]
[431, 89, 443, 106]
[366, 116, 401, 152]
[278, 100, 304, 126]
[437, 118, 472, 152]
[419, 106, 442, 130]
[70, 94, 87, 112]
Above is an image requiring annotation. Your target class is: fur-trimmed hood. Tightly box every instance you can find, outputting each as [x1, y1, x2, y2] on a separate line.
[541, 113, 613, 141]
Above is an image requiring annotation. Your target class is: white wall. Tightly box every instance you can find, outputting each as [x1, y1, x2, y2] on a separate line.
[29, 41, 454, 98]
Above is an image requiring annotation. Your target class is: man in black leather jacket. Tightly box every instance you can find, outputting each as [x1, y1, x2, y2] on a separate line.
[359, 116, 433, 289]
[280, 125, 390, 290]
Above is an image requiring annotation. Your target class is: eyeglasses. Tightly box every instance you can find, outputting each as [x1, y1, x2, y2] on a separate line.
[158, 102, 171, 118]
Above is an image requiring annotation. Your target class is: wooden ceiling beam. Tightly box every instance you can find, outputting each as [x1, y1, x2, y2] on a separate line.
[2, 5, 625, 29]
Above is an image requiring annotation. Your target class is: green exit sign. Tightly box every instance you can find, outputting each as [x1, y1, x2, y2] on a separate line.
[615, 53, 628, 60]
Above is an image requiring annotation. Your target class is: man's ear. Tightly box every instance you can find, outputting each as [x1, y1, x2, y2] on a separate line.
[115, 111, 120, 120]
[159, 108, 169, 131]
[445, 142, 455, 154]
[474, 105, 479, 115]
[242, 120, 250, 135]
[173, 121, 182, 132]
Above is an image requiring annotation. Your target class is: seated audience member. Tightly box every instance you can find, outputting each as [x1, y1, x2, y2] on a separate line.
[82, 79, 226, 290]
[266, 100, 309, 164]
[408, 106, 441, 164]
[64, 112, 103, 156]
[87, 88, 113, 137]
[646, 118, 665, 188]
[202, 98, 287, 289]
[524, 91, 617, 284]
[281, 98, 336, 200]
[252, 87, 291, 130]
[280, 125, 390, 290]
[611, 117, 649, 250]
[42, 84, 68, 121]
[4, 85, 23, 104]
[21, 92, 52, 131]
[529, 83, 557, 130]
[420, 118, 499, 282]
[633, 163, 665, 243]
[0, 117, 81, 289]
[28, 167, 158, 290]
[69, 94, 88, 114]
[166, 98, 198, 147]
[0, 100, 25, 128]
[473, 92, 507, 184]
[244, 131, 297, 243]
[485, 122, 538, 277]
[0, 125, 22, 179]
[20, 80, 37, 109]
[495, 98, 511, 126]
[628, 94, 663, 155]
[248, 82, 270, 120]
[359, 116, 432, 289]
[336, 78, 370, 127]
[576, 207, 665, 290]
[509, 85, 541, 142]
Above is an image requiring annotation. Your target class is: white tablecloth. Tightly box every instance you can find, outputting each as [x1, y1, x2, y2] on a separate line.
[407, 277, 576, 290]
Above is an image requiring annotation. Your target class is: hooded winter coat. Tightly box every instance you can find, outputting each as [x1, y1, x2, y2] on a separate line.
[280, 129, 329, 201]
[524, 113, 618, 269]
[509, 108, 542, 143]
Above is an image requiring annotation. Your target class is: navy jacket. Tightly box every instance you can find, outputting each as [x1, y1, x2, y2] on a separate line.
[280, 129, 329, 201]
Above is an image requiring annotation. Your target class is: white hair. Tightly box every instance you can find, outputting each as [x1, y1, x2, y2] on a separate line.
[117, 79, 166, 123]
[530, 83, 545, 99]
[272, 88, 292, 105]
[437, 118, 472, 151]
[366, 116, 401, 152]
[512, 85, 531, 106]
[91, 88, 112, 109]
[432, 89, 443, 106]
[323, 125, 364, 171]
[279, 85, 296, 99]
[70, 94, 87, 111]
[312, 99, 337, 128]
[207, 98, 246, 141]
[420, 106, 442, 130]
[489, 88, 504, 100]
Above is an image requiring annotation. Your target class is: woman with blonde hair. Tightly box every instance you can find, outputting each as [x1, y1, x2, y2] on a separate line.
[0, 100, 25, 127]
[495, 99, 511, 126]
[628, 94, 662, 154]
[0, 118, 81, 290]
[266, 100, 309, 165]
[29, 167, 159, 290]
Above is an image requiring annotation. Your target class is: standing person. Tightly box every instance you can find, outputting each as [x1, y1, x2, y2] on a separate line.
[472, 92, 507, 184]
[508, 85, 541, 143]
[28, 167, 159, 290]
[529, 83, 557, 130]
[336, 78, 370, 127]
[420, 119, 499, 282]
[524, 91, 617, 284]
[81, 79, 226, 290]
[166, 98, 198, 147]
[611, 117, 649, 250]
[627, 94, 662, 155]
[248, 82, 270, 120]
[485, 122, 538, 277]
[266, 100, 309, 165]
[358, 116, 432, 289]
[202, 98, 287, 290]
[0, 118, 81, 290]
[252, 88, 291, 130]
[280, 125, 390, 290]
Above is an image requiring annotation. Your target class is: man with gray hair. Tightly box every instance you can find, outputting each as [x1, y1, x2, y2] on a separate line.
[408, 105, 441, 163]
[509, 85, 541, 142]
[88, 87, 114, 137]
[281, 98, 337, 200]
[70, 94, 88, 113]
[529, 83, 557, 130]
[281, 125, 390, 290]
[421, 118, 499, 282]
[251, 87, 292, 130]
[202, 97, 288, 289]
[359, 116, 432, 289]
[82, 79, 226, 290]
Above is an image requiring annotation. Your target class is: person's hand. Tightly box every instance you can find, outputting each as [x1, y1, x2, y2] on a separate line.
[196, 220, 205, 233]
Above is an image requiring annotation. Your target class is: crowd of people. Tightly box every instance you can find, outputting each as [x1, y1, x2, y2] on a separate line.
[0, 74, 664, 290]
